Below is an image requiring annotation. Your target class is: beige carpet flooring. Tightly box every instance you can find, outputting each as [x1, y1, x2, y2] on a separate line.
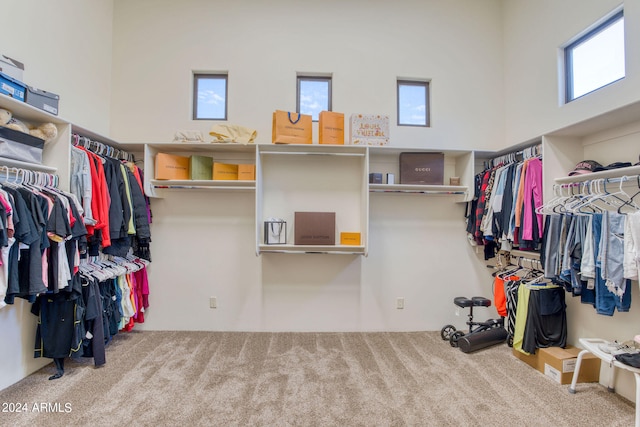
[0, 331, 635, 426]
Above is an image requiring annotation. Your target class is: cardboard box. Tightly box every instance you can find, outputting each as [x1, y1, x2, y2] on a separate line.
[340, 232, 361, 246]
[189, 155, 213, 180]
[238, 164, 255, 181]
[0, 55, 24, 81]
[319, 111, 344, 145]
[0, 126, 44, 164]
[349, 114, 389, 146]
[25, 86, 60, 116]
[512, 347, 534, 365]
[155, 153, 189, 180]
[294, 212, 335, 245]
[0, 71, 26, 102]
[541, 346, 600, 384]
[512, 346, 600, 385]
[399, 152, 445, 185]
[213, 162, 238, 180]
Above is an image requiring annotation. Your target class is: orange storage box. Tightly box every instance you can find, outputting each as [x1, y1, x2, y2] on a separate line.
[155, 153, 189, 180]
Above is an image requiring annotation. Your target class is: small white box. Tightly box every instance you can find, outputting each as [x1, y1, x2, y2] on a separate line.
[387, 173, 395, 184]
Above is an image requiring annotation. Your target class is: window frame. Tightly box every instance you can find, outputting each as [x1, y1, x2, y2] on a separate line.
[564, 9, 625, 103]
[397, 79, 430, 127]
[296, 75, 332, 122]
[193, 73, 228, 120]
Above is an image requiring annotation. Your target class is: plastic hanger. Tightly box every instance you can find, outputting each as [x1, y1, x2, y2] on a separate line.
[597, 177, 633, 210]
[566, 180, 599, 215]
[537, 184, 567, 214]
[617, 176, 640, 213]
[577, 180, 603, 214]
[552, 183, 580, 214]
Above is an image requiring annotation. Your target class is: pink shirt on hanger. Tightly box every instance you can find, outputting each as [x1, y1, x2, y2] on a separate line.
[522, 157, 543, 240]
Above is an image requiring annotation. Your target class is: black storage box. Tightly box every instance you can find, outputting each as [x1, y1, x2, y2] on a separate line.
[369, 173, 383, 184]
[0, 126, 44, 164]
[25, 86, 59, 116]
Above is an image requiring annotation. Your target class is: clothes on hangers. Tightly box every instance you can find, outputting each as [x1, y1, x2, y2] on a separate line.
[521, 284, 567, 354]
[467, 148, 543, 257]
[505, 276, 520, 345]
[75, 275, 106, 366]
[34, 254, 150, 369]
[522, 158, 543, 242]
[541, 211, 634, 316]
[70, 146, 95, 226]
[71, 143, 151, 261]
[512, 275, 566, 355]
[625, 210, 640, 281]
[492, 266, 521, 318]
[0, 159, 152, 375]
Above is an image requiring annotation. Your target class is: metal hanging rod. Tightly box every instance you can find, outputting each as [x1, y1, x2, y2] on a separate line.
[72, 133, 135, 162]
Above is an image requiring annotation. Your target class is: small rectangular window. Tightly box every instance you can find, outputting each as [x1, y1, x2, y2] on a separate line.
[297, 75, 332, 121]
[193, 73, 228, 120]
[564, 10, 625, 102]
[397, 80, 429, 127]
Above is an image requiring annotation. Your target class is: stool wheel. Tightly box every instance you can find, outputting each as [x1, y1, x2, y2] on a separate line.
[440, 324, 457, 341]
[449, 330, 465, 347]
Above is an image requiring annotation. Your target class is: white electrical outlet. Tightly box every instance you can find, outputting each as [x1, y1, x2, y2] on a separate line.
[396, 297, 404, 309]
[209, 297, 217, 309]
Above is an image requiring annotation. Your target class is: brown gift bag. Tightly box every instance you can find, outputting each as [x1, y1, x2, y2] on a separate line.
[318, 111, 344, 145]
[272, 110, 312, 144]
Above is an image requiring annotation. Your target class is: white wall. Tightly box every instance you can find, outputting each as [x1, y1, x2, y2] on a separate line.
[110, 0, 505, 151]
[109, 0, 503, 333]
[502, 0, 640, 145]
[0, 0, 114, 135]
[142, 190, 492, 332]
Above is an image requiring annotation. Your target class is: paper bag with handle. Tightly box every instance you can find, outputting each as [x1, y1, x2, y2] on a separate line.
[272, 110, 312, 144]
[319, 111, 344, 145]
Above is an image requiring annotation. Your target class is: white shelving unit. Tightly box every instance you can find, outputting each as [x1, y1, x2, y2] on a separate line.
[150, 179, 256, 191]
[368, 146, 474, 201]
[554, 165, 640, 184]
[0, 94, 68, 184]
[143, 142, 257, 197]
[140, 142, 480, 255]
[369, 184, 467, 200]
[0, 95, 141, 188]
[0, 157, 57, 173]
[256, 144, 368, 255]
[0, 93, 66, 126]
[541, 100, 640, 202]
[256, 244, 367, 255]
